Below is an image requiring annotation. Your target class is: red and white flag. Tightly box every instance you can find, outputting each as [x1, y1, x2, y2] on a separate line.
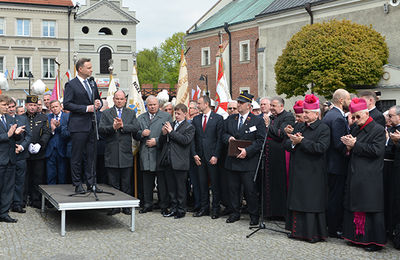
[50, 74, 61, 101]
[215, 57, 231, 119]
[65, 70, 71, 82]
[10, 69, 14, 80]
[192, 85, 201, 101]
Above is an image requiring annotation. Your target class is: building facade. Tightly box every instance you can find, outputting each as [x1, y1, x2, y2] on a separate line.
[0, 0, 74, 104]
[73, 0, 139, 95]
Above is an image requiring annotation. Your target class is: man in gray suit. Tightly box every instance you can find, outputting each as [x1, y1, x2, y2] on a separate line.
[0, 95, 25, 223]
[99, 90, 139, 215]
[136, 95, 172, 214]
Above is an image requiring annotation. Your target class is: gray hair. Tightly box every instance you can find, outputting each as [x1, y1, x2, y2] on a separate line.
[271, 96, 284, 106]
[390, 105, 400, 115]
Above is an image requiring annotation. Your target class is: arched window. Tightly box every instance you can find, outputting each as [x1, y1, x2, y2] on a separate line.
[99, 47, 112, 74]
[98, 27, 112, 35]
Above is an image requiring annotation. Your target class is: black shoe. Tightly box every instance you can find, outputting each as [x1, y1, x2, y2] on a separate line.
[211, 209, 220, 219]
[107, 208, 121, 216]
[87, 184, 103, 193]
[11, 206, 26, 214]
[174, 212, 185, 219]
[139, 207, 153, 214]
[250, 216, 259, 226]
[0, 215, 17, 223]
[163, 210, 176, 217]
[160, 209, 169, 216]
[364, 244, 383, 252]
[287, 233, 295, 239]
[328, 231, 343, 239]
[193, 209, 209, 217]
[308, 238, 324, 243]
[75, 184, 86, 194]
[226, 215, 240, 223]
[122, 208, 131, 215]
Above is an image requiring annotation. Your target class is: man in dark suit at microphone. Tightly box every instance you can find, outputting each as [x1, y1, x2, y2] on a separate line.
[63, 58, 102, 194]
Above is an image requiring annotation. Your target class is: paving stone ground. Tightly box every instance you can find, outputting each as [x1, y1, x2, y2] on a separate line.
[0, 207, 399, 260]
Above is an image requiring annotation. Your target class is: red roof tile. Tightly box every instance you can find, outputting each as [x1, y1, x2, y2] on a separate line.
[0, 0, 74, 7]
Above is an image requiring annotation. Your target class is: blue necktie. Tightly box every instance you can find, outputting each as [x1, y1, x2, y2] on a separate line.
[1, 115, 7, 129]
[238, 115, 243, 130]
[83, 80, 92, 100]
[118, 109, 122, 118]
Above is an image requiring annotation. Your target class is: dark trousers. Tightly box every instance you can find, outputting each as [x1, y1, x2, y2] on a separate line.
[0, 163, 16, 217]
[327, 173, 346, 235]
[13, 159, 26, 207]
[96, 155, 107, 184]
[198, 158, 220, 211]
[228, 170, 259, 218]
[25, 159, 45, 205]
[107, 167, 132, 195]
[188, 160, 200, 210]
[70, 130, 96, 187]
[219, 166, 231, 209]
[165, 167, 187, 214]
[46, 151, 66, 184]
[142, 171, 168, 210]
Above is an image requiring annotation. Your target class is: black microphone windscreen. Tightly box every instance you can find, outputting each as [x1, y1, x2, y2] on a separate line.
[89, 76, 95, 82]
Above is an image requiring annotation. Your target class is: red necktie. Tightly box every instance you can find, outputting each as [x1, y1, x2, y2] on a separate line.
[202, 115, 207, 132]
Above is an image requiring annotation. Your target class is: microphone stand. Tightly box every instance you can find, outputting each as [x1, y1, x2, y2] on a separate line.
[247, 123, 288, 238]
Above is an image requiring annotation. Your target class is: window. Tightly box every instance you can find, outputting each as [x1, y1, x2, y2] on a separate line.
[0, 57, 4, 73]
[17, 19, 30, 36]
[17, 57, 30, 78]
[121, 59, 128, 71]
[0, 18, 4, 35]
[121, 28, 128, 35]
[99, 47, 112, 74]
[98, 27, 112, 35]
[42, 58, 55, 79]
[42, 20, 55, 37]
[201, 47, 210, 66]
[239, 40, 250, 62]
[82, 26, 89, 34]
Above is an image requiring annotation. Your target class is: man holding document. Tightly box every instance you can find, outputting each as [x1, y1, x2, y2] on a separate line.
[222, 91, 265, 226]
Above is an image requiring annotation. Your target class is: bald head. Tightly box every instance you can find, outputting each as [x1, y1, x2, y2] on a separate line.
[332, 89, 351, 112]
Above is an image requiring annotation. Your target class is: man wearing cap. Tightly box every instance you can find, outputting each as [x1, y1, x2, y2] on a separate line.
[284, 94, 330, 243]
[341, 97, 386, 251]
[322, 89, 351, 239]
[264, 96, 295, 219]
[0, 94, 25, 223]
[63, 58, 102, 194]
[24, 95, 51, 209]
[222, 91, 265, 225]
[292, 100, 305, 123]
[192, 95, 224, 219]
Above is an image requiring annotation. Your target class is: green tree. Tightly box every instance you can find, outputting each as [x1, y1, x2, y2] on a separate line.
[137, 47, 164, 88]
[275, 20, 389, 98]
[159, 32, 186, 88]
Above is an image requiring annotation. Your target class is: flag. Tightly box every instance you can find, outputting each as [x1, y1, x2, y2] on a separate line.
[215, 56, 231, 119]
[4, 69, 8, 78]
[106, 74, 117, 107]
[128, 65, 146, 155]
[50, 74, 61, 101]
[192, 85, 201, 101]
[175, 48, 190, 106]
[10, 69, 14, 80]
[65, 70, 71, 82]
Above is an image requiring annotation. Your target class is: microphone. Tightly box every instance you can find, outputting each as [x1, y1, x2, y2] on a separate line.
[88, 76, 95, 88]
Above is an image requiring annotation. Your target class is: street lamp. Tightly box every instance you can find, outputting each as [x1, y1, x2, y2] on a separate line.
[28, 71, 34, 95]
[199, 74, 209, 96]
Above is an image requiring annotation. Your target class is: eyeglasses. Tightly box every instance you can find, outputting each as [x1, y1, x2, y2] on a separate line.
[389, 114, 397, 118]
[351, 115, 361, 120]
[228, 107, 237, 110]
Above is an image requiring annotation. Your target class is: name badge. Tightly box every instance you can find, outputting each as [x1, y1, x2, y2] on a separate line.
[248, 126, 257, 133]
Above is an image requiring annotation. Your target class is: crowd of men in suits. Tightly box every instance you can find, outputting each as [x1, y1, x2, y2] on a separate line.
[1, 58, 400, 253]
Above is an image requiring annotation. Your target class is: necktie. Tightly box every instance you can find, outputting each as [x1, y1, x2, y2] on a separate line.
[55, 115, 59, 121]
[238, 115, 243, 130]
[174, 121, 179, 131]
[83, 80, 92, 100]
[202, 115, 207, 132]
[149, 113, 153, 121]
[1, 115, 6, 129]
[118, 109, 122, 118]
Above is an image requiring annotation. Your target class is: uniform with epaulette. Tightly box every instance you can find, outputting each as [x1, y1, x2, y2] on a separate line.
[24, 95, 51, 209]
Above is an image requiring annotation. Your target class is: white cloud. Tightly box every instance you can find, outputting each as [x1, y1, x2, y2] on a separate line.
[72, 0, 218, 51]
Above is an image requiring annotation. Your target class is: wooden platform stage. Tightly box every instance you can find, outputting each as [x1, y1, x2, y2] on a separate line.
[38, 184, 140, 236]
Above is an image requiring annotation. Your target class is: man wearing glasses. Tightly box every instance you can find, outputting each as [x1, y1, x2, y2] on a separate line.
[227, 101, 238, 116]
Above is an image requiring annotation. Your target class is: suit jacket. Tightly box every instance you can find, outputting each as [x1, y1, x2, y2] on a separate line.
[63, 77, 101, 133]
[99, 106, 139, 168]
[322, 107, 350, 175]
[45, 112, 70, 158]
[192, 111, 223, 160]
[369, 107, 385, 127]
[135, 110, 172, 172]
[158, 120, 195, 171]
[26, 112, 51, 160]
[0, 114, 21, 165]
[222, 113, 266, 172]
[15, 115, 32, 161]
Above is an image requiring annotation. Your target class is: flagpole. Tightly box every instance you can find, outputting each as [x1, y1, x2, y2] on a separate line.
[73, 52, 78, 77]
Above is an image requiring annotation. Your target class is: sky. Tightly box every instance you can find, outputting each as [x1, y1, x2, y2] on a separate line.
[72, 0, 218, 51]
